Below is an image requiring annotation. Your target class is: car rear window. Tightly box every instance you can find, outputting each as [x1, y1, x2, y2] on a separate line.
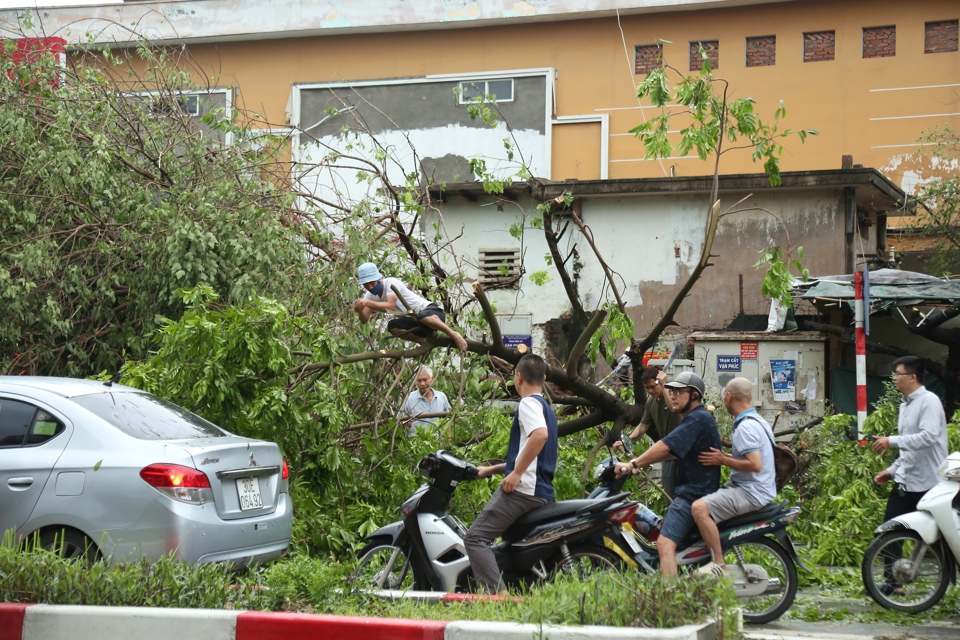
[72, 392, 228, 440]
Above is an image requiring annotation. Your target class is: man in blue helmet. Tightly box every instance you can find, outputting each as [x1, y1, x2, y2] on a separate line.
[353, 262, 468, 352]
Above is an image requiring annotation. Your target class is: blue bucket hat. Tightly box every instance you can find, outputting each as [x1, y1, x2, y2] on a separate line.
[357, 262, 383, 285]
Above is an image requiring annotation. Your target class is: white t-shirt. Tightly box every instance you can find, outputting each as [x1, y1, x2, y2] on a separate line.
[363, 277, 430, 314]
[514, 395, 548, 496]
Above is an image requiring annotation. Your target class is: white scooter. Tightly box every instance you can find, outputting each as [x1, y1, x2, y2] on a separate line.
[861, 451, 960, 613]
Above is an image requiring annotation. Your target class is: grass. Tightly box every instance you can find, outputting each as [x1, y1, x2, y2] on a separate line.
[261, 553, 741, 632]
[0, 539, 740, 637]
[12, 532, 960, 633]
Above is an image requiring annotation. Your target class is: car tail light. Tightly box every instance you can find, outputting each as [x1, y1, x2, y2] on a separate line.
[280, 459, 289, 494]
[607, 503, 639, 524]
[140, 464, 213, 505]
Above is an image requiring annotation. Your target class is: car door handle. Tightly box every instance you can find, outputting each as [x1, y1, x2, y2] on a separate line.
[7, 477, 34, 488]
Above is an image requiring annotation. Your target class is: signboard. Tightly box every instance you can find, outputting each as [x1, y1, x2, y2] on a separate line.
[770, 358, 796, 401]
[503, 334, 533, 349]
[740, 342, 758, 360]
[717, 355, 741, 372]
[497, 314, 532, 350]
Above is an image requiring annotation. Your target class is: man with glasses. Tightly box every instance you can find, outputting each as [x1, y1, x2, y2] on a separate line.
[617, 371, 721, 577]
[871, 355, 947, 595]
[615, 367, 682, 497]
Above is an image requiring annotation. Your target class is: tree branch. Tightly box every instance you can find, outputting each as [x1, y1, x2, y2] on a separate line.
[543, 209, 590, 327]
[472, 281, 503, 350]
[566, 309, 608, 381]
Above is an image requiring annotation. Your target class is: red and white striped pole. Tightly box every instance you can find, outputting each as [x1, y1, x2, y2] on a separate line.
[854, 271, 867, 438]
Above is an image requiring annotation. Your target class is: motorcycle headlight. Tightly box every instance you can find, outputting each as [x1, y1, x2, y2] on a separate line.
[594, 457, 617, 480]
[418, 454, 440, 479]
[937, 457, 960, 479]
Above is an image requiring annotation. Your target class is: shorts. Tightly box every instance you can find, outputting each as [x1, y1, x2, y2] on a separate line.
[387, 304, 445, 338]
[659, 496, 696, 545]
[701, 485, 763, 524]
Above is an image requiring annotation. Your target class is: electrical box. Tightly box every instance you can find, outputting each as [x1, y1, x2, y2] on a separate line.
[690, 331, 826, 434]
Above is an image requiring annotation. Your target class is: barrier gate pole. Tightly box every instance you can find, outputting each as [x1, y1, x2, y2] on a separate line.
[854, 270, 867, 438]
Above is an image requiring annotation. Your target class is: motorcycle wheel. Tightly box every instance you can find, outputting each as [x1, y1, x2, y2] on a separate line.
[862, 530, 951, 613]
[553, 544, 623, 580]
[724, 537, 797, 624]
[352, 543, 415, 591]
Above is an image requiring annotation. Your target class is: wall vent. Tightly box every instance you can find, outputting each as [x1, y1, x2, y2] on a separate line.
[478, 248, 522, 288]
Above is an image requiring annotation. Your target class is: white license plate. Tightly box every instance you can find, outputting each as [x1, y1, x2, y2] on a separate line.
[237, 476, 263, 511]
[622, 528, 643, 555]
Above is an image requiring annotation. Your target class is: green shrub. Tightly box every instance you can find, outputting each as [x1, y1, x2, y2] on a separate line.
[0, 533, 263, 609]
[261, 554, 739, 637]
[793, 381, 960, 570]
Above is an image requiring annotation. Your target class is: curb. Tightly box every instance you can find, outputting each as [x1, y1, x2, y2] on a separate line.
[0, 603, 719, 640]
[445, 620, 717, 640]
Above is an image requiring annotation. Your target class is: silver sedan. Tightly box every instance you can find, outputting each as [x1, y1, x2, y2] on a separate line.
[0, 377, 292, 565]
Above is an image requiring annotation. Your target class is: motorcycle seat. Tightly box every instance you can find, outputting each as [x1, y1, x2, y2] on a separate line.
[512, 499, 601, 527]
[718, 500, 789, 529]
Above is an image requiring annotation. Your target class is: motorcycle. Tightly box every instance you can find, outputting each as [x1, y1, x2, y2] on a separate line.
[594, 437, 806, 624]
[862, 450, 960, 613]
[352, 449, 641, 592]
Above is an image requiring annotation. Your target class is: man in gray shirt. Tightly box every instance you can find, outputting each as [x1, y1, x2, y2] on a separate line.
[872, 355, 947, 525]
[692, 377, 776, 574]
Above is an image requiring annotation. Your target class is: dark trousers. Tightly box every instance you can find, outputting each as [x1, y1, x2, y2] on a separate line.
[463, 487, 547, 592]
[881, 486, 927, 584]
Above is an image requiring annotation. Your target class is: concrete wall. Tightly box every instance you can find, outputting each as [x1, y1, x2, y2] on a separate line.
[427, 186, 856, 343]
[293, 73, 548, 199]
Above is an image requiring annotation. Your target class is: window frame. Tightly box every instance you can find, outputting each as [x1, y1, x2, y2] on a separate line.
[457, 79, 515, 105]
[0, 397, 67, 449]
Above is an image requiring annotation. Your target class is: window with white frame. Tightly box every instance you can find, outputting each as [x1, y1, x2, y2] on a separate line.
[458, 79, 514, 104]
[478, 248, 522, 288]
[177, 95, 200, 116]
[147, 93, 201, 117]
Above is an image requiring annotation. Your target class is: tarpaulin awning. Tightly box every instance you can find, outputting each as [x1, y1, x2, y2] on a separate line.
[798, 269, 960, 307]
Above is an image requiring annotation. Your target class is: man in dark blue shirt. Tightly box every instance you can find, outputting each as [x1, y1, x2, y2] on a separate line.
[618, 371, 721, 577]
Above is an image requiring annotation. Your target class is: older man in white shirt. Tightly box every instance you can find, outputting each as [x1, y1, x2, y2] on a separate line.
[402, 366, 451, 436]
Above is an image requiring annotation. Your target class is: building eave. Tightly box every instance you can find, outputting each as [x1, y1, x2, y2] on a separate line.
[432, 168, 909, 213]
[0, 0, 799, 47]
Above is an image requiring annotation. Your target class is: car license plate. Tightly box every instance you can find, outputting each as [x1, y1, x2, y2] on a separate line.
[237, 477, 263, 511]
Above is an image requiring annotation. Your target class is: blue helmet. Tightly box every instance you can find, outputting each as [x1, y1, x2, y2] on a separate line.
[357, 262, 383, 285]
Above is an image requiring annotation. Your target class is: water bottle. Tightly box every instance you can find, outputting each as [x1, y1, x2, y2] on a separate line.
[632, 504, 662, 542]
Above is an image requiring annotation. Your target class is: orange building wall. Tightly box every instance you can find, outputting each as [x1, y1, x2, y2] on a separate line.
[170, 0, 957, 200]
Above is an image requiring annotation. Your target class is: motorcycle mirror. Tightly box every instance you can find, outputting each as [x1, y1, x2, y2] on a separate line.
[619, 433, 634, 455]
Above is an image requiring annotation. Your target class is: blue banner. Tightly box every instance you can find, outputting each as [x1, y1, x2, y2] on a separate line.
[717, 355, 741, 372]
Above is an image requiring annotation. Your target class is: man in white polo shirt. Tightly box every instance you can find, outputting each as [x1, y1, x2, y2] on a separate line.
[353, 262, 467, 352]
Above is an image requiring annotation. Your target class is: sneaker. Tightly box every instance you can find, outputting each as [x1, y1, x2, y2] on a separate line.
[697, 561, 727, 577]
[878, 582, 905, 596]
